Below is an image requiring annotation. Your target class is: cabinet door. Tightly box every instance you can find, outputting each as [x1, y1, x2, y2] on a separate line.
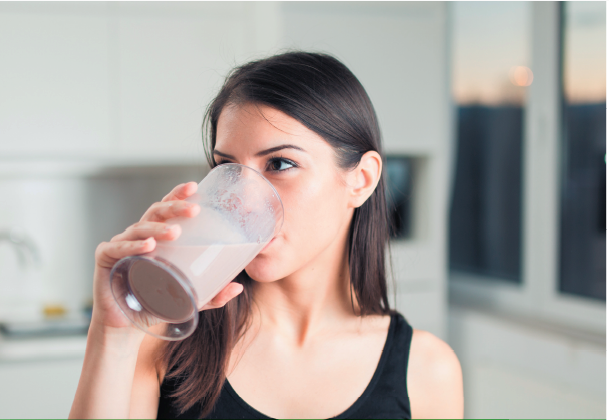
[0, 357, 84, 418]
[0, 3, 111, 157]
[281, 2, 450, 156]
[115, 3, 250, 162]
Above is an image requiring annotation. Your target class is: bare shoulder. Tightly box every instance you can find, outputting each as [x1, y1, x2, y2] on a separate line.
[360, 313, 392, 333]
[406, 329, 464, 419]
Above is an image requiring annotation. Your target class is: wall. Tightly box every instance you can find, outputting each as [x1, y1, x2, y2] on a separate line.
[0, 3, 452, 418]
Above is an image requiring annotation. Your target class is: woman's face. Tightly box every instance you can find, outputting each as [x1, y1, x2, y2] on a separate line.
[213, 103, 355, 283]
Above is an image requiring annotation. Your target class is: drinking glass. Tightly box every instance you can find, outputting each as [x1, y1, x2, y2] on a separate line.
[109, 164, 283, 340]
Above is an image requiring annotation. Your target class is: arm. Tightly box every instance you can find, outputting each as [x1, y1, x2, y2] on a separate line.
[407, 329, 464, 419]
[129, 327, 166, 419]
[69, 183, 196, 419]
[69, 182, 243, 419]
[69, 325, 146, 419]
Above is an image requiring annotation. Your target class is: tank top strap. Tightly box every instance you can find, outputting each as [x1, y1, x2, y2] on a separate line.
[334, 311, 412, 419]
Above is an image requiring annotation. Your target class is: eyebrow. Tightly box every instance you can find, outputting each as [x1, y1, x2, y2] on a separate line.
[213, 144, 306, 160]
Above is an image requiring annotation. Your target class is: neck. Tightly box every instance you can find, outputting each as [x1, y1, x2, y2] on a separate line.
[250, 231, 359, 346]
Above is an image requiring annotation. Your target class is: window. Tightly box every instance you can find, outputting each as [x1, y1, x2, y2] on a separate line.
[559, 1, 606, 301]
[449, 2, 605, 334]
[450, 2, 530, 283]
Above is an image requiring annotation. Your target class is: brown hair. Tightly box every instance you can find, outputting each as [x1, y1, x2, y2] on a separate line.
[159, 51, 392, 418]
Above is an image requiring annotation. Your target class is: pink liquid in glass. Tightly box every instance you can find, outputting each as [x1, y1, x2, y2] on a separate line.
[127, 242, 262, 322]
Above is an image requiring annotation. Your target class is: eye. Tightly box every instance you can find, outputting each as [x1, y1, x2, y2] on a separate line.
[267, 157, 296, 172]
[215, 159, 232, 166]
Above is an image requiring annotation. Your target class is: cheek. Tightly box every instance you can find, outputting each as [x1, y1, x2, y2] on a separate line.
[287, 179, 344, 238]
[246, 174, 349, 281]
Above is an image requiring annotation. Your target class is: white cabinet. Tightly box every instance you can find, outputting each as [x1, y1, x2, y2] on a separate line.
[281, 2, 450, 156]
[0, 3, 112, 157]
[113, 3, 250, 162]
[0, 357, 84, 418]
[0, 3, 452, 162]
[0, 3, 256, 163]
[0, 335, 86, 418]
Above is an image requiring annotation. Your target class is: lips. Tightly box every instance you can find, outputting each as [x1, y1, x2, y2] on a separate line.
[260, 236, 276, 253]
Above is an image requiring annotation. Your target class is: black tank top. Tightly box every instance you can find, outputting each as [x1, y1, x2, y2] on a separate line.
[157, 312, 413, 419]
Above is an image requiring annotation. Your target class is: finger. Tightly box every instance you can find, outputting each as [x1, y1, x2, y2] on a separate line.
[112, 222, 181, 242]
[162, 182, 198, 203]
[95, 238, 155, 268]
[140, 200, 200, 222]
[202, 283, 244, 310]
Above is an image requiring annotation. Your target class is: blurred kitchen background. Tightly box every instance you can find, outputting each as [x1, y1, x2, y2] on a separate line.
[0, 2, 605, 418]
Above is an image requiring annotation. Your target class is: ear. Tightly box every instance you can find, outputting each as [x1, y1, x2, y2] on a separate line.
[346, 151, 383, 208]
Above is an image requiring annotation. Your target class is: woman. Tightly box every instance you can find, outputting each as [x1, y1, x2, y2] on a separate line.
[70, 51, 463, 419]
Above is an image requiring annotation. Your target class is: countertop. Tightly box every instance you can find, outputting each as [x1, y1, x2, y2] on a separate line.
[0, 333, 87, 362]
[0, 315, 90, 362]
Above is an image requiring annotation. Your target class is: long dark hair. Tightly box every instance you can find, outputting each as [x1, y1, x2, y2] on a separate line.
[159, 51, 392, 418]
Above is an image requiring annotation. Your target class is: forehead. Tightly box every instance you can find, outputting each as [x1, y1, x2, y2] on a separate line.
[215, 103, 322, 150]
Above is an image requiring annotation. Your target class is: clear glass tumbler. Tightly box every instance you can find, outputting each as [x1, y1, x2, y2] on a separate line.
[109, 164, 283, 340]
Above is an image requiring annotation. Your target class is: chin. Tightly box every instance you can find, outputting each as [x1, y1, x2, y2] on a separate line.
[244, 254, 283, 283]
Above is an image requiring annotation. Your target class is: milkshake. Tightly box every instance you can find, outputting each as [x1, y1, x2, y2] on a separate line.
[125, 242, 262, 324]
[128, 260, 194, 323]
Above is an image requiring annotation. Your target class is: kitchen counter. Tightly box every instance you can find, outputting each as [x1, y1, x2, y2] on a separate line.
[0, 333, 87, 362]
